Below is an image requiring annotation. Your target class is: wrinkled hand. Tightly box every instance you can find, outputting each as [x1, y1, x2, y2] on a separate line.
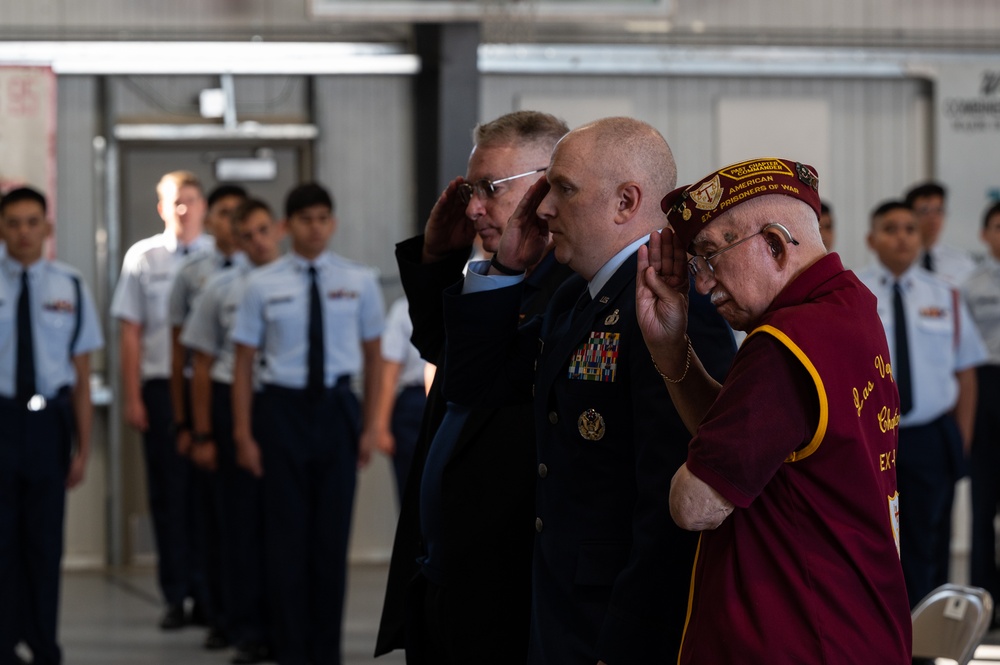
[236, 436, 264, 478]
[66, 452, 87, 489]
[191, 441, 218, 472]
[636, 228, 691, 369]
[422, 178, 476, 263]
[495, 176, 551, 273]
[125, 398, 148, 432]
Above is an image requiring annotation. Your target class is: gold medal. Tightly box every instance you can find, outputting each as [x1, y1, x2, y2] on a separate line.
[577, 408, 606, 441]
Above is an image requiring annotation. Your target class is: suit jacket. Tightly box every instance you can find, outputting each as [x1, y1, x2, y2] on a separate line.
[374, 235, 573, 662]
[442, 249, 735, 664]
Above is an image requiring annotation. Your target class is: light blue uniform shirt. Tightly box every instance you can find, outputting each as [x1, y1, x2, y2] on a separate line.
[231, 251, 385, 389]
[0, 255, 104, 399]
[857, 262, 987, 427]
[169, 249, 247, 327]
[180, 262, 250, 385]
[381, 296, 426, 388]
[962, 255, 1000, 366]
[110, 232, 214, 380]
[923, 243, 977, 287]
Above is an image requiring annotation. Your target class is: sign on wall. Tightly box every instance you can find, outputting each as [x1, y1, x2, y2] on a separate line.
[934, 63, 1000, 252]
[0, 65, 57, 253]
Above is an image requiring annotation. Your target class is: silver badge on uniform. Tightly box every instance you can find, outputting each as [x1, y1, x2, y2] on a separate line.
[577, 408, 606, 441]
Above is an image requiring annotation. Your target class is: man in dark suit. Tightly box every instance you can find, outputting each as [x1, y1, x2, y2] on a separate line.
[441, 117, 735, 664]
[375, 110, 573, 664]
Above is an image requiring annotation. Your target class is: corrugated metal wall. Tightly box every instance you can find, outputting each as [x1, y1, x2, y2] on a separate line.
[483, 73, 932, 271]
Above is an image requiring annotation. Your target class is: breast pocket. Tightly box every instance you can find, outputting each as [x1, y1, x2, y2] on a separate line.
[143, 275, 172, 328]
[916, 314, 955, 368]
[263, 295, 302, 349]
[324, 295, 361, 341]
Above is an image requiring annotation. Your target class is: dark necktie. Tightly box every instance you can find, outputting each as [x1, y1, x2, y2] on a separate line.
[222, 257, 233, 269]
[892, 281, 913, 415]
[307, 265, 324, 393]
[571, 286, 592, 325]
[922, 251, 934, 272]
[16, 270, 36, 401]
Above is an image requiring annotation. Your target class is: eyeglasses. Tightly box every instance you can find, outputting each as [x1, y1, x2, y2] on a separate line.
[456, 168, 547, 204]
[687, 222, 800, 279]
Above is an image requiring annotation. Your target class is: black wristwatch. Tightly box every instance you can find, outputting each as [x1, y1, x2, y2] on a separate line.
[490, 253, 525, 276]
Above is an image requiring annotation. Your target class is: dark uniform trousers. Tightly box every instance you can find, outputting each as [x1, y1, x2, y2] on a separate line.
[898, 413, 964, 608]
[140, 379, 205, 609]
[388, 385, 425, 502]
[213, 380, 270, 648]
[0, 390, 72, 665]
[971, 365, 1000, 612]
[257, 379, 359, 665]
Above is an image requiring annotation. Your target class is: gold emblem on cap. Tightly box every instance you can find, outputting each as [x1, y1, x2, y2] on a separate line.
[682, 208, 691, 220]
[604, 309, 620, 326]
[690, 175, 723, 211]
[578, 408, 606, 441]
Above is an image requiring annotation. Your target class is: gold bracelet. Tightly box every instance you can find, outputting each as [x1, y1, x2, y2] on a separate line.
[651, 335, 691, 384]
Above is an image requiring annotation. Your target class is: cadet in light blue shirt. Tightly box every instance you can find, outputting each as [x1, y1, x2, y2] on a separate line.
[0, 187, 104, 665]
[166, 183, 248, 650]
[857, 199, 987, 609]
[109, 170, 214, 630]
[230, 183, 384, 665]
[963, 201, 1000, 613]
[180, 198, 283, 662]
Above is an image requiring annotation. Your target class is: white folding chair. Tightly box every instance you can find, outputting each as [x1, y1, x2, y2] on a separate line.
[911, 583, 994, 665]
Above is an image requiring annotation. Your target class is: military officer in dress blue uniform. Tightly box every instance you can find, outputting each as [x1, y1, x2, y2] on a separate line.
[857, 200, 987, 609]
[180, 198, 283, 665]
[964, 201, 1000, 620]
[0, 187, 104, 665]
[110, 170, 215, 630]
[231, 183, 384, 665]
[168, 183, 248, 650]
[441, 118, 735, 665]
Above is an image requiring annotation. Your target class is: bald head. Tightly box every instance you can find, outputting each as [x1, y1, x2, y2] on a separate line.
[537, 116, 678, 280]
[577, 117, 676, 199]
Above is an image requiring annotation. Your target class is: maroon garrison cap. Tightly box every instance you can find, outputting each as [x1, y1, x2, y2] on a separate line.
[662, 157, 821, 252]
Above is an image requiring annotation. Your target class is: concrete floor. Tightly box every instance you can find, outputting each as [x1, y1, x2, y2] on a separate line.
[49, 562, 1000, 664]
[56, 564, 405, 665]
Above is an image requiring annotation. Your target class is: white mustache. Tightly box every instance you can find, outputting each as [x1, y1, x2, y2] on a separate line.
[710, 291, 728, 306]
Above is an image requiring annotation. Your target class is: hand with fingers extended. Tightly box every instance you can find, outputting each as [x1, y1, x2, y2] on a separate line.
[493, 176, 551, 274]
[636, 227, 692, 369]
[422, 177, 477, 264]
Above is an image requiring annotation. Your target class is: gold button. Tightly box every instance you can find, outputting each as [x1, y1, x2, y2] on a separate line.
[548, 411, 558, 424]
[535, 517, 543, 533]
[538, 463, 548, 478]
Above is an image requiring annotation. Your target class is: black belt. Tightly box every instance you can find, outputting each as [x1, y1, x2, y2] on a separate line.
[0, 386, 71, 412]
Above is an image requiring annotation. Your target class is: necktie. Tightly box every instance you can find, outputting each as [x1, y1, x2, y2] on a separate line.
[571, 286, 592, 326]
[922, 251, 934, 272]
[222, 258, 233, 269]
[307, 265, 324, 393]
[16, 270, 36, 401]
[892, 281, 913, 415]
